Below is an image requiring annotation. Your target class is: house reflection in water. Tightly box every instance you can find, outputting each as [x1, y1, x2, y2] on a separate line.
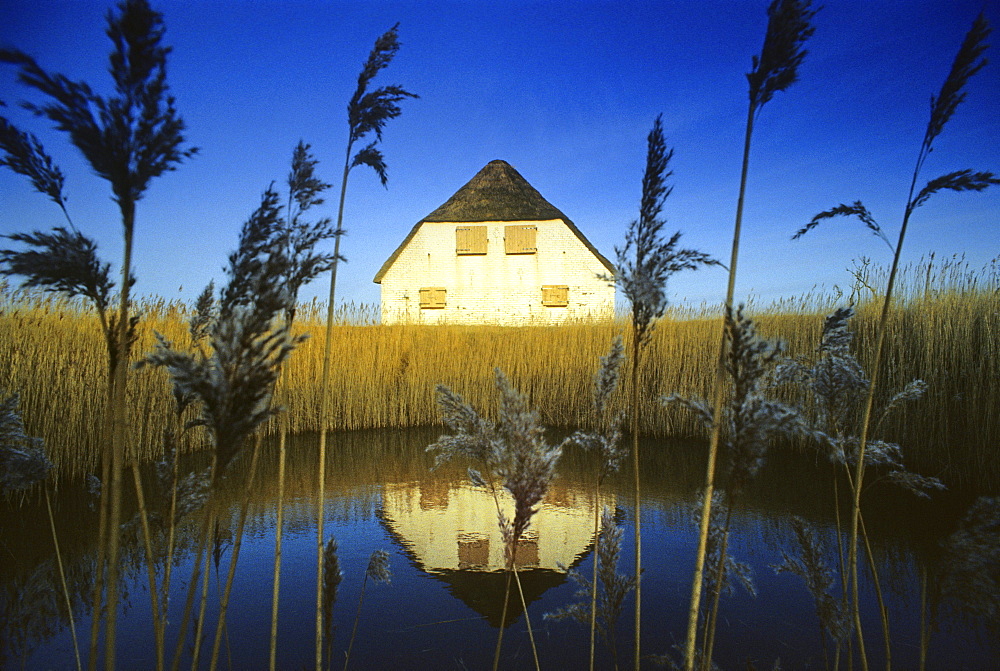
[378, 476, 615, 627]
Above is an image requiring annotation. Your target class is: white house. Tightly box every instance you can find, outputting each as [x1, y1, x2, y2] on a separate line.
[373, 160, 615, 325]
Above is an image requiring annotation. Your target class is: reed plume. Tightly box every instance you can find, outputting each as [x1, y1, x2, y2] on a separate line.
[612, 114, 718, 670]
[771, 516, 848, 670]
[934, 497, 1000, 623]
[777, 305, 946, 668]
[669, 307, 802, 668]
[0, 393, 80, 671]
[323, 537, 343, 668]
[315, 25, 416, 668]
[269, 140, 339, 668]
[792, 15, 996, 667]
[143, 185, 306, 670]
[562, 337, 626, 669]
[545, 506, 635, 671]
[686, 2, 817, 667]
[430, 368, 565, 670]
[0, 115, 69, 221]
[0, 392, 51, 493]
[2, 2, 197, 664]
[343, 549, 391, 671]
[142, 190, 305, 474]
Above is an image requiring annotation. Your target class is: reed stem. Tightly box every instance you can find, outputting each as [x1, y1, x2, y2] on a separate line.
[46, 485, 82, 671]
[209, 437, 263, 671]
[493, 570, 512, 671]
[270, 429, 286, 671]
[131, 459, 164, 669]
[685, 102, 755, 671]
[513, 566, 541, 671]
[630, 332, 642, 671]
[590, 479, 600, 671]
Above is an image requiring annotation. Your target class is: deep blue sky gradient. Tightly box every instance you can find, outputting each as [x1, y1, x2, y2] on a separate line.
[2, 0, 998, 311]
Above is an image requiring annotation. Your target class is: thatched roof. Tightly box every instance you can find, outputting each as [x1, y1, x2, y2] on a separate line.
[374, 160, 614, 282]
[422, 159, 567, 222]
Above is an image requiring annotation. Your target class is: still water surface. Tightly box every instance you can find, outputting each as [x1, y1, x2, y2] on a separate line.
[2, 428, 996, 669]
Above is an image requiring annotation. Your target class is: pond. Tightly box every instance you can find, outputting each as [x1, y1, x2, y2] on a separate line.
[2, 428, 996, 669]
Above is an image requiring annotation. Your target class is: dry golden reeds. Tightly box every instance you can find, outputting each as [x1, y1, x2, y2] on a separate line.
[1, 258, 997, 489]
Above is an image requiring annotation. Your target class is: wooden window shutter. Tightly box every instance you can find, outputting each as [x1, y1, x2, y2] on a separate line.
[504, 225, 537, 254]
[419, 287, 447, 308]
[541, 285, 569, 307]
[456, 226, 487, 255]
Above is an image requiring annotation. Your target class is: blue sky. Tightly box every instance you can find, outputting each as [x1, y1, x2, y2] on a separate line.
[2, 0, 998, 312]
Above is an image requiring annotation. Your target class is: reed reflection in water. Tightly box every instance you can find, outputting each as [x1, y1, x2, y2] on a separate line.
[3, 427, 997, 669]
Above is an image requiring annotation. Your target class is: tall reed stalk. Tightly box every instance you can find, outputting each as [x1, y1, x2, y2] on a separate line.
[793, 13, 996, 669]
[316, 26, 416, 669]
[144, 179, 311, 668]
[266, 140, 339, 668]
[209, 438, 262, 671]
[45, 485, 82, 671]
[0, 227, 117, 669]
[152, 282, 212, 670]
[669, 307, 804, 670]
[613, 115, 717, 669]
[270, 427, 286, 671]
[582, 339, 626, 670]
[684, 2, 815, 668]
[342, 550, 391, 671]
[1, 4, 195, 667]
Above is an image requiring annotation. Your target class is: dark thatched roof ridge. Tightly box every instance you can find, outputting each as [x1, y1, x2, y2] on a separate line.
[374, 160, 614, 283]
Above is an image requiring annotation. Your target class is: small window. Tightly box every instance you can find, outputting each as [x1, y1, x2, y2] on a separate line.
[456, 226, 487, 255]
[514, 536, 539, 567]
[505, 225, 537, 254]
[419, 287, 447, 309]
[541, 285, 569, 307]
[458, 534, 489, 569]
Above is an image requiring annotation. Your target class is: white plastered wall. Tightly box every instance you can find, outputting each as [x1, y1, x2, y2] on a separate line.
[378, 219, 615, 325]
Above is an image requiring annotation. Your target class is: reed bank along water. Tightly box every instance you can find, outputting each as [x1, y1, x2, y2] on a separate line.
[1, 256, 998, 491]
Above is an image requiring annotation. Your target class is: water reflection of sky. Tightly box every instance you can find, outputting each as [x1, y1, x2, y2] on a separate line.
[5, 428, 997, 669]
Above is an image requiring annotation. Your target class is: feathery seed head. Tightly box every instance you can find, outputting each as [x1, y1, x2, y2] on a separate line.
[366, 548, 391, 585]
[0, 116, 67, 210]
[771, 516, 848, 643]
[747, 0, 818, 110]
[0, 392, 51, 491]
[926, 13, 991, 148]
[429, 367, 564, 557]
[937, 496, 1000, 621]
[0, 228, 114, 314]
[613, 117, 719, 344]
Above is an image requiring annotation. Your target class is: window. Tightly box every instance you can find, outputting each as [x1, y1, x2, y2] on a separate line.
[419, 287, 447, 308]
[458, 534, 489, 569]
[456, 226, 487, 254]
[541, 285, 569, 307]
[514, 535, 539, 567]
[504, 225, 537, 254]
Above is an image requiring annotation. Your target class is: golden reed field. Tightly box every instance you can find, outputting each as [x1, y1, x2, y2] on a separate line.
[2, 256, 997, 489]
